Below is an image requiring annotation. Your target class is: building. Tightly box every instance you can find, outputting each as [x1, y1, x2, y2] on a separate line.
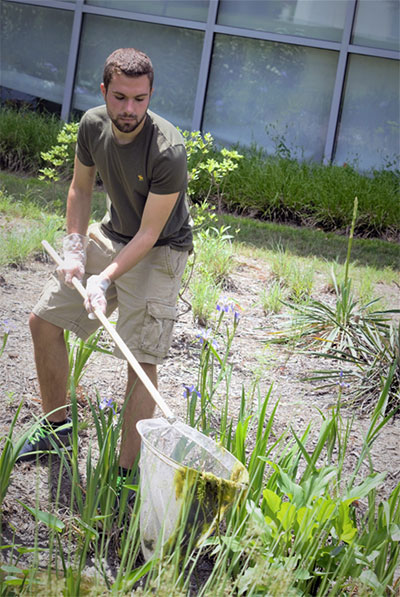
[1, 0, 399, 171]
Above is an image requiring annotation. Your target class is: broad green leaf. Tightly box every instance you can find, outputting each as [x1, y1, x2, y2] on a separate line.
[0, 564, 27, 574]
[359, 569, 383, 592]
[4, 577, 25, 586]
[294, 568, 313, 580]
[295, 506, 318, 541]
[276, 469, 304, 506]
[217, 536, 243, 553]
[339, 522, 357, 544]
[16, 546, 40, 554]
[75, 519, 99, 539]
[345, 472, 387, 501]
[390, 523, 400, 541]
[264, 515, 278, 533]
[114, 560, 153, 592]
[263, 488, 281, 515]
[357, 528, 387, 550]
[366, 549, 381, 563]
[277, 502, 297, 531]
[336, 503, 357, 543]
[302, 467, 337, 504]
[314, 497, 336, 524]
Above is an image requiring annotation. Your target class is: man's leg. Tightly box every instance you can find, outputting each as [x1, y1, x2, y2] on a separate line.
[119, 362, 157, 470]
[29, 312, 69, 422]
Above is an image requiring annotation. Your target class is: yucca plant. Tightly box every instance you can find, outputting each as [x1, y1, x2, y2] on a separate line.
[272, 198, 397, 354]
[269, 197, 399, 412]
[307, 321, 400, 413]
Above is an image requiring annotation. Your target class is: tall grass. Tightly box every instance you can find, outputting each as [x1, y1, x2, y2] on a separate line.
[0, 107, 62, 173]
[222, 145, 399, 238]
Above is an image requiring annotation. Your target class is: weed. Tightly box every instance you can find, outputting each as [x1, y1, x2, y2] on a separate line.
[259, 281, 287, 314]
[194, 224, 236, 285]
[64, 328, 113, 389]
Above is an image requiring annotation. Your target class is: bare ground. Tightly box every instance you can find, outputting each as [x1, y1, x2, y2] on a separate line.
[0, 250, 399, 584]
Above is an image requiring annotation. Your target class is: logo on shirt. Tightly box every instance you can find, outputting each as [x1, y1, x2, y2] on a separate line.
[138, 174, 144, 181]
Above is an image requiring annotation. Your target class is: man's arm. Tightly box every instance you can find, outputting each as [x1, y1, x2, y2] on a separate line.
[57, 156, 96, 287]
[83, 190, 179, 316]
[101, 190, 180, 282]
[66, 155, 97, 235]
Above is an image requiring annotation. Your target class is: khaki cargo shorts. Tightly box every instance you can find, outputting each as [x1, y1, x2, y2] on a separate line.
[33, 223, 189, 365]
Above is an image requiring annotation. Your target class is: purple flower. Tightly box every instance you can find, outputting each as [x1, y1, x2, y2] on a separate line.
[100, 397, 116, 415]
[232, 306, 241, 322]
[183, 384, 201, 399]
[216, 302, 230, 313]
[1, 319, 15, 334]
[337, 371, 350, 389]
[216, 299, 242, 322]
[196, 328, 218, 349]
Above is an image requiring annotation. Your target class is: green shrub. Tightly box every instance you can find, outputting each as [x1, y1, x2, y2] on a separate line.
[39, 122, 79, 181]
[0, 107, 62, 173]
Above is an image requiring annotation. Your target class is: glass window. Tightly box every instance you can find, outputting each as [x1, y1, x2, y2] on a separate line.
[202, 35, 338, 161]
[352, 0, 399, 51]
[0, 2, 73, 106]
[86, 0, 209, 22]
[72, 14, 204, 131]
[217, 0, 347, 42]
[334, 55, 400, 171]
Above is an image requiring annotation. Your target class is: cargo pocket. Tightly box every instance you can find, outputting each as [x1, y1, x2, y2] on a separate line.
[140, 300, 177, 358]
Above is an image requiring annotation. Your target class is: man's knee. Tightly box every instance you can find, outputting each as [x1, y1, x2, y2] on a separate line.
[127, 362, 157, 388]
[29, 312, 64, 341]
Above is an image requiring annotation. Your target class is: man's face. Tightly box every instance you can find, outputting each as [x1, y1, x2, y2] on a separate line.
[101, 73, 152, 135]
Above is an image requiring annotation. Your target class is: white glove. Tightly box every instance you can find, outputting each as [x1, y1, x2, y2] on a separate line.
[57, 233, 88, 287]
[84, 274, 111, 320]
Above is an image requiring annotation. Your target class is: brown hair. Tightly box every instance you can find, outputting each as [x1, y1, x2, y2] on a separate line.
[103, 48, 154, 91]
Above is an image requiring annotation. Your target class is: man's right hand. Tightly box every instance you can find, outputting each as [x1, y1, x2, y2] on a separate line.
[57, 233, 88, 287]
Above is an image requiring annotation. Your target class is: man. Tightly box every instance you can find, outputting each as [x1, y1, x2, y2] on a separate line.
[17, 48, 192, 484]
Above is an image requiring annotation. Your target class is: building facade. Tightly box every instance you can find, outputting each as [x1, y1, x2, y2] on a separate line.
[1, 0, 399, 171]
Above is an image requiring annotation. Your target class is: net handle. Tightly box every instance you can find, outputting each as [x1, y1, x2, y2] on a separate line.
[42, 240, 176, 422]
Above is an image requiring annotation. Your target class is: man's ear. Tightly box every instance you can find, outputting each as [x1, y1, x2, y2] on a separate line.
[100, 82, 106, 99]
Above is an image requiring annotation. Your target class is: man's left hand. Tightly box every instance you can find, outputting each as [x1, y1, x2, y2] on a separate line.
[84, 274, 111, 319]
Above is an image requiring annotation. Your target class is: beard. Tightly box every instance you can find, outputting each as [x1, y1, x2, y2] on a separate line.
[110, 111, 147, 134]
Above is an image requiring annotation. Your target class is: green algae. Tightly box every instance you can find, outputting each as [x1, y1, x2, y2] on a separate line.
[159, 462, 249, 555]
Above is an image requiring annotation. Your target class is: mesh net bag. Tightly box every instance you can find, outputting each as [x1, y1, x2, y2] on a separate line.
[137, 418, 249, 560]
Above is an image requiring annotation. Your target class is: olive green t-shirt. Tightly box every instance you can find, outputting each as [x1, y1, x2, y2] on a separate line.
[76, 106, 193, 251]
